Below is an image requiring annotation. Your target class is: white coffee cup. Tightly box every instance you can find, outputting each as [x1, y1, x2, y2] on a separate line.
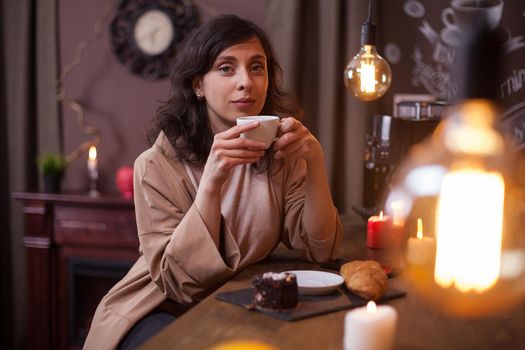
[236, 115, 280, 149]
[442, 0, 503, 33]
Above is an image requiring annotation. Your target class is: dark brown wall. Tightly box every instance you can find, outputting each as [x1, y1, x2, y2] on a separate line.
[59, 0, 525, 195]
[58, 0, 268, 194]
[377, 0, 525, 145]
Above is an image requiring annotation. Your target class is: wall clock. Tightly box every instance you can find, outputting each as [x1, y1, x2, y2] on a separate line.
[110, 0, 199, 80]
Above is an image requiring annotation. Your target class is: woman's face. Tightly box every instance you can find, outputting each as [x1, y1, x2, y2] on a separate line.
[194, 36, 269, 133]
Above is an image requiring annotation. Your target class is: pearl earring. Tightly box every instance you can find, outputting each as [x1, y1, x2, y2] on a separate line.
[195, 91, 203, 100]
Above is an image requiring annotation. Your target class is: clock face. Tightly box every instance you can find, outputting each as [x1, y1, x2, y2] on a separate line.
[110, 0, 199, 80]
[133, 10, 174, 56]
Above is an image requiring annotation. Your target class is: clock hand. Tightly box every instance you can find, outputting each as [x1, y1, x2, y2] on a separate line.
[137, 27, 160, 44]
[149, 27, 160, 44]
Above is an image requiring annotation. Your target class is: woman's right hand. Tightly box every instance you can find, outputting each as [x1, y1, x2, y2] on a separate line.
[200, 121, 267, 192]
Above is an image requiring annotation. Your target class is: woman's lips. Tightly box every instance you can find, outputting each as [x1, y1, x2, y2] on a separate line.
[232, 98, 256, 110]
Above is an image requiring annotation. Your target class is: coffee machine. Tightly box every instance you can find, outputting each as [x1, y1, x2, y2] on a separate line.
[358, 100, 448, 216]
[362, 114, 394, 212]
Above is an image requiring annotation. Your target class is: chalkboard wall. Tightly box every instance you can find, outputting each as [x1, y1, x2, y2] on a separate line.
[377, 0, 525, 149]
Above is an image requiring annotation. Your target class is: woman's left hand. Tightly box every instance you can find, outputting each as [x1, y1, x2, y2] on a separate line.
[272, 117, 323, 164]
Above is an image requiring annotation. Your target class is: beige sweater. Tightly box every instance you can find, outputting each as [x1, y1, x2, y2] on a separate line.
[83, 132, 342, 349]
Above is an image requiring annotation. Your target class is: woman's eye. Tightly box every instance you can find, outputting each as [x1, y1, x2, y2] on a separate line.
[218, 65, 233, 73]
[251, 63, 265, 73]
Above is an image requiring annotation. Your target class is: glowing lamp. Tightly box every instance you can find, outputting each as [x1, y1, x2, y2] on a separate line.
[343, 0, 391, 101]
[384, 26, 525, 316]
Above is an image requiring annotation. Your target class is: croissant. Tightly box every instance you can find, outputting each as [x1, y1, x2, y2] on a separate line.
[340, 260, 387, 301]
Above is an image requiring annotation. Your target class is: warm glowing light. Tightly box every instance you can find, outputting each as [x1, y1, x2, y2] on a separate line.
[434, 169, 504, 293]
[88, 146, 97, 161]
[391, 200, 404, 226]
[210, 340, 277, 350]
[366, 301, 377, 313]
[407, 218, 435, 267]
[384, 29, 525, 316]
[417, 218, 423, 239]
[444, 100, 503, 155]
[379, 210, 383, 220]
[344, 45, 391, 102]
[360, 61, 376, 93]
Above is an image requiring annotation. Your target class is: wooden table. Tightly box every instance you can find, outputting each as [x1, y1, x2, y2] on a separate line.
[141, 218, 525, 350]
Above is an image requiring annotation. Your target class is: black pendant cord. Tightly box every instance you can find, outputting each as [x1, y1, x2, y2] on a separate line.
[361, 0, 376, 46]
[367, 0, 374, 23]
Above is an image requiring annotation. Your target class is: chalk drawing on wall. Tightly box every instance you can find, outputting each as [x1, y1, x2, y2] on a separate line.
[411, 47, 456, 100]
[500, 101, 525, 151]
[403, 0, 524, 102]
[504, 30, 525, 54]
[500, 68, 525, 150]
[384, 43, 401, 64]
[403, 0, 425, 18]
[501, 68, 525, 100]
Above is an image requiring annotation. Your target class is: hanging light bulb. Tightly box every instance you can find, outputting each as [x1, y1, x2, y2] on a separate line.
[384, 25, 525, 317]
[344, 0, 391, 101]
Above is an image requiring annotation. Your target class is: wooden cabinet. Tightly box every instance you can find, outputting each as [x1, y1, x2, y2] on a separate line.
[12, 193, 139, 350]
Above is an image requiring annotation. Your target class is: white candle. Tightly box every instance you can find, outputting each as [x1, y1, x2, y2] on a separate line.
[344, 301, 397, 350]
[390, 200, 405, 227]
[88, 146, 98, 178]
[406, 218, 436, 267]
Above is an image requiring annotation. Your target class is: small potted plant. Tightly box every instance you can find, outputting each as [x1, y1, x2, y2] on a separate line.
[37, 153, 67, 193]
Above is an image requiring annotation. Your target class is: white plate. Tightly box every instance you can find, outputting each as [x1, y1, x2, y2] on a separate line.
[285, 270, 344, 295]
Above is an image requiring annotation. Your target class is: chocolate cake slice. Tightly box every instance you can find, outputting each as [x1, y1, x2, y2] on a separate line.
[252, 272, 298, 309]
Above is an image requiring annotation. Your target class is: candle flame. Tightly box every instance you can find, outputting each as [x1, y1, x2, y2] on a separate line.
[417, 218, 423, 239]
[379, 211, 383, 220]
[88, 146, 97, 161]
[367, 301, 377, 313]
[434, 169, 504, 293]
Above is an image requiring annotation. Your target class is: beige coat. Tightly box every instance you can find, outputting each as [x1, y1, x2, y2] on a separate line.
[84, 132, 342, 349]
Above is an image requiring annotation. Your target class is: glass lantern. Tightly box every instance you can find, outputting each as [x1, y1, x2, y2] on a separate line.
[383, 25, 525, 317]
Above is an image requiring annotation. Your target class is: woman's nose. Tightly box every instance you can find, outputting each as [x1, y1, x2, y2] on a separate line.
[237, 68, 253, 90]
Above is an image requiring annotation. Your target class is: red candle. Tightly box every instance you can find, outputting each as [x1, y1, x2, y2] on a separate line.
[367, 211, 391, 249]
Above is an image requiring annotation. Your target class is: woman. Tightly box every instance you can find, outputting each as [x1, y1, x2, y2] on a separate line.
[84, 14, 342, 350]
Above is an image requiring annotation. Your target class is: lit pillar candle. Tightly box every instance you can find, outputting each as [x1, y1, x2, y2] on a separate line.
[389, 200, 406, 247]
[390, 200, 405, 227]
[367, 211, 391, 249]
[88, 146, 98, 178]
[406, 218, 436, 267]
[344, 301, 397, 350]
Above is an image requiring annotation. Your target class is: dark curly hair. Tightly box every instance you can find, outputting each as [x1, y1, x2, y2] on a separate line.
[147, 14, 303, 166]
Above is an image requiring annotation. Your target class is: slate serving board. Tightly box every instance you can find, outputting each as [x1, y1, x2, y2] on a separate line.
[215, 287, 406, 321]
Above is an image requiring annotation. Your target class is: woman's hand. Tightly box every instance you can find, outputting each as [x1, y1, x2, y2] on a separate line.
[200, 121, 267, 191]
[272, 117, 323, 165]
[274, 117, 338, 262]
